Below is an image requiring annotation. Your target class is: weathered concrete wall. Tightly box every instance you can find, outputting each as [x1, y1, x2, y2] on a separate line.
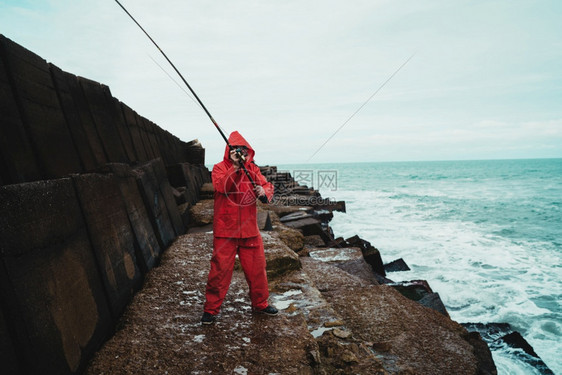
[0, 34, 205, 186]
[0, 34, 212, 374]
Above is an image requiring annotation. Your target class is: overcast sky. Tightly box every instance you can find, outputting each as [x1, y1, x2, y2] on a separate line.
[1, 0, 561, 165]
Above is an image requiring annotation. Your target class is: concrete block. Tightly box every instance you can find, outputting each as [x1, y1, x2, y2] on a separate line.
[143, 119, 163, 160]
[135, 162, 176, 248]
[109, 97, 137, 163]
[49, 64, 98, 172]
[105, 163, 162, 272]
[0, 35, 41, 185]
[149, 159, 185, 236]
[137, 115, 157, 160]
[0, 178, 112, 374]
[73, 173, 142, 318]
[61, 72, 107, 167]
[120, 103, 149, 162]
[0, 35, 82, 179]
[79, 77, 127, 163]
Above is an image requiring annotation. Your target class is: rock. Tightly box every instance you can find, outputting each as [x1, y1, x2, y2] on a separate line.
[171, 186, 186, 205]
[273, 196, 346, 212]
[274, 226, 304, 252]
[261, 232, 302, 279]
[188, 199, 214, 227]
[501, 331, 538, 357]
[499, 332, 554, 374]
[418, 292, 450, 317]
[388, 280, 433, 301]
[309, 247, 363, 263]
[462, 331, 497, 375]
[324, 320, 345, 328]
[333, 328, 352, 339]
[384, 258, 411, 272]
[463, 322, 552, 374]
[328, 236, 347, 248]
[315, 331, 382, 372]
[313, 209, 334, 223]
[303, 235, 326, 247]
[283, 217, 332, 244]
[199, 182, 214, 200]
[334, 258, 381, 286]
[279, 211, 313, 223]
[178, 202, 190, 228]
[346, 235, 386, 276]
[266, 205, 313, 218]
[257, 210, 273, 231]
[303, 259, 490, 375]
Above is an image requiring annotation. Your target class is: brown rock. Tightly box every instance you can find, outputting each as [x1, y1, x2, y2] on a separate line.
[275, 226, 305, 252]
[188, 199, 214, 226]
[261, 232, 302, 279]
[302, 258, 485, 375]
[304, 234, 326, 247]
[333, 328, 352, 339]
[324, 320, 345, 328]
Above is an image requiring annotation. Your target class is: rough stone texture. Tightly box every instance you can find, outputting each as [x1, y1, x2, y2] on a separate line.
[49, 64, 99, 172]
[304, 234, 327, 247]
[0, 179, 112, 375]
[120, 102, 149, 162]
[135, 161, 176, 249]
[257, 210, 273, 231]
[105, 163, 162, 273]
[146, 158, 185, 236]
[0, 36, 41, 184]
[261, 232, 302, 279]
[384, 258, 411, 272]
[189, 199, 214, 227]
[302, 258, 489, 375]
[267, 204, 313, 218]
[346, 235, 386, 277]
[274, 224, 305, 252]
[78, 77, 128, 163]
[73, 173, 142, 318]
[270, 264, 388, 374]
[109, 97, 137, 163]
[60, 69, 108, 168]
[418, 292, 450, 317]
[0, 35, 82, 179]
[199, 182, 215, 199]
[308, 247, 381, 286]
[85, 233, 319, 375]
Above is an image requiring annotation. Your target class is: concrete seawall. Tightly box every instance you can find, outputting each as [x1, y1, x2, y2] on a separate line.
[0, 34, 210, 374]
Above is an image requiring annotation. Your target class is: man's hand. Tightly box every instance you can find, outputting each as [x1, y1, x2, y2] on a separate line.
[230, 149, 241, 169]
[254, 185, 265, 198]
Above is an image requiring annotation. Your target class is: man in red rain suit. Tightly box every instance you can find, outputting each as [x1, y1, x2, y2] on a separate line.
[201, 131, 277, 325]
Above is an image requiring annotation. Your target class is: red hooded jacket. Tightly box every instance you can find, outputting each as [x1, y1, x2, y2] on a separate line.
[212, 131, 274, 238]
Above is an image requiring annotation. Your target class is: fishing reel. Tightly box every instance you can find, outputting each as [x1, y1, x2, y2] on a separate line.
[234, 146, 249, 163]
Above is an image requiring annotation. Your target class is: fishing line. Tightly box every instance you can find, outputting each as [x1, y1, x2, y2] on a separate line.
[147, 53, 202, 110]
[307, 53, 416, 161]
[115, 0, 266, 202]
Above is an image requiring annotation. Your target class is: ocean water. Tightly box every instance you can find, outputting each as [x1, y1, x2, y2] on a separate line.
[277, 159, 562, 374]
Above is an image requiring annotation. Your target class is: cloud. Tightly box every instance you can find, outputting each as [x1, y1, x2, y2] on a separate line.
[1, 0, 561, 164]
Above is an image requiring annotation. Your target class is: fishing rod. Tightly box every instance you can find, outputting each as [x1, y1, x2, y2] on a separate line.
[114, 0, 268, 203]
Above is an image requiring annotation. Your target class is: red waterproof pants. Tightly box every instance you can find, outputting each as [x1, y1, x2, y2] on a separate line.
[204, 235, 269, 315]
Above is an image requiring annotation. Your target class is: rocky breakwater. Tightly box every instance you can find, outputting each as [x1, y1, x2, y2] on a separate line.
[86, 166, 497, 374]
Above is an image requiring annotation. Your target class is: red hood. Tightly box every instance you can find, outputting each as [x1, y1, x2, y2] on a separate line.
[223, 131, 255, 163]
